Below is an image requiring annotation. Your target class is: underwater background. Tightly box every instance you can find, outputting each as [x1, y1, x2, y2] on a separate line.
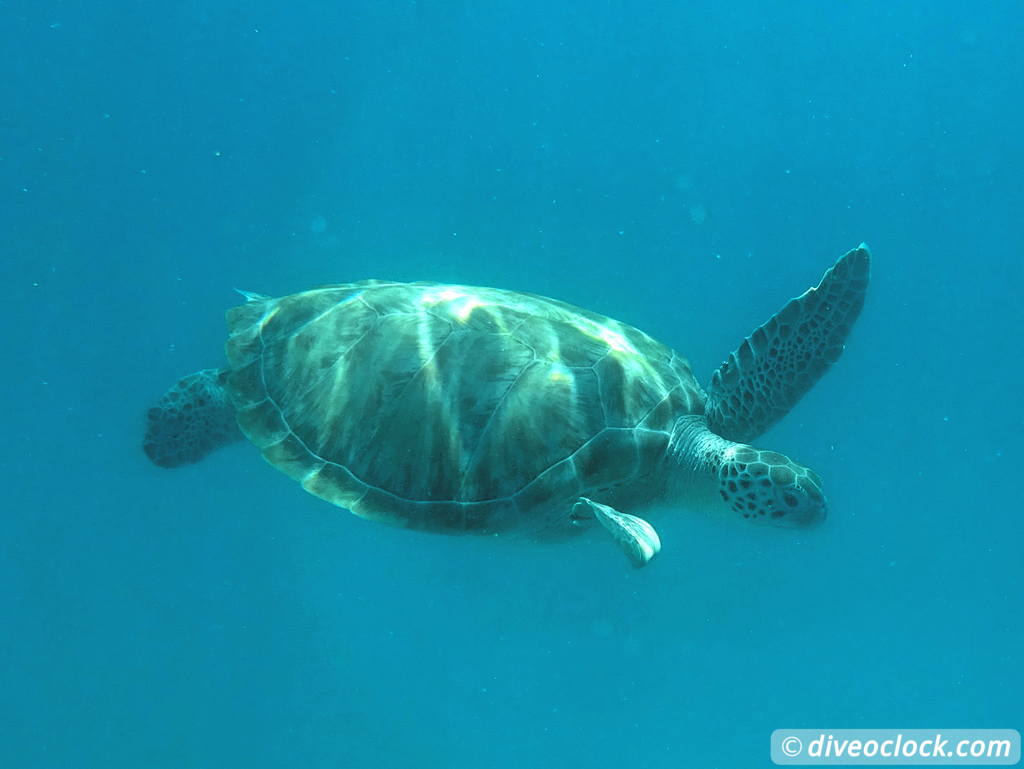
[3, 1, 1021, 767]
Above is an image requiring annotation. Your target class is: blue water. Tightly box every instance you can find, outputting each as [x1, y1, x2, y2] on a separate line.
[4, 2, 1021, 767]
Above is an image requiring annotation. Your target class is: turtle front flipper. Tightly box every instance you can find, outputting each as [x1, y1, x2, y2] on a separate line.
[574, 497, 661, 567]
[705, 244, 870, 443]
[143, 368, 243, 467]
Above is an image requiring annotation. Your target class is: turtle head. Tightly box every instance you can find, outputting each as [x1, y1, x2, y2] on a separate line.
[716, 445, 826, 527]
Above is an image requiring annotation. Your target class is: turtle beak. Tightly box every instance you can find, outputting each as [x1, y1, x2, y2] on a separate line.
[772, 475, 826, 527]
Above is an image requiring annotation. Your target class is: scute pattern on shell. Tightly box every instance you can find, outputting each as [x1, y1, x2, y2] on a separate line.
[224, 280, 704, 533]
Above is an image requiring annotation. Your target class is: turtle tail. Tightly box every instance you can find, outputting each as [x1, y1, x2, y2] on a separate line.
[143, 368, 243, 467]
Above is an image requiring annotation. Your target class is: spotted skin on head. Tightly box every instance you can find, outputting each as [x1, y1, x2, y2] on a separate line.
[143, 368, 241, 467]
[717, 445, 825, 527]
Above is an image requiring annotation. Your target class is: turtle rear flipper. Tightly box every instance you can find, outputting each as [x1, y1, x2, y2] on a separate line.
[705, 244, 870, 443]
[143, 368, 242, 467]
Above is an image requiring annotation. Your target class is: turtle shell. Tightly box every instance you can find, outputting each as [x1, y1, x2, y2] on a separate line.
[224, 281, 704, 535]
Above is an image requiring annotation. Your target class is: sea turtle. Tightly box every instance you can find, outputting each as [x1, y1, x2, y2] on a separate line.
[143, 245, 869, 566]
